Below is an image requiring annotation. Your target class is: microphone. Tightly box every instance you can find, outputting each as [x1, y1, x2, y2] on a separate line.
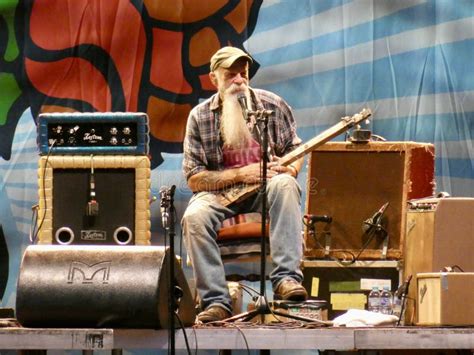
[86, 157, 99, 216]
[362, 202, 389, 234]
[304, 214, 332, 224]
[160, 185, 176, 229]
[237, 93, 249, 122]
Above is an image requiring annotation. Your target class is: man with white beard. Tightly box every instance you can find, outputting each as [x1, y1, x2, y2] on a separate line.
[182, 46, 307, 323]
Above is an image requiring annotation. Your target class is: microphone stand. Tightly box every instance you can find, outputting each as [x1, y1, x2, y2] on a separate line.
[225, 109, 315, 323]
[160, 186, 177, 354]
[254, 108, 271, 323]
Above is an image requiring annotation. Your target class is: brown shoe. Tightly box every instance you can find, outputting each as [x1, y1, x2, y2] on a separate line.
[196, 305, 231, 323]
[274, 279, 308, 301]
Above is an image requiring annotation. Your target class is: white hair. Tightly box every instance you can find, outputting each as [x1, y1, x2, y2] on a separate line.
[220, 86, 253, 149]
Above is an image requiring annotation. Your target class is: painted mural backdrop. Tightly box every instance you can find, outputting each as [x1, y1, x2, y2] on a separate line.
[1, 0, 474, 311]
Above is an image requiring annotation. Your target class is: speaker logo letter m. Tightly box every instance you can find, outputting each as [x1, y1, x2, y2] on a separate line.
[67, 261, 111, 284]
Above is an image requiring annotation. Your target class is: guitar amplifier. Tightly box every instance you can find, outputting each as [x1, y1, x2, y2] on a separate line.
[36, 155, 151, 245]
[37, 112, 149, 155]
[403, 197, 474, 324]
[304, 141, 435, 260]
[417, 272, 474, 326]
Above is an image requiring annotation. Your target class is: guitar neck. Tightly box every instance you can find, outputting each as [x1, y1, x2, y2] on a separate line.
[216, 108, 371, 207]
[279, 118, 358, 166]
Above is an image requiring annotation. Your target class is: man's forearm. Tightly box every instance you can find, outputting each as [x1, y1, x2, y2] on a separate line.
[187, 169, 241, 192]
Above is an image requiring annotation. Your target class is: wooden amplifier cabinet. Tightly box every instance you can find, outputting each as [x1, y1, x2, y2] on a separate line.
[304, 141, 435, 260]
[404, 197, 474, 324]
[37, 155, 151, 245]
[417, 272, 474, 326]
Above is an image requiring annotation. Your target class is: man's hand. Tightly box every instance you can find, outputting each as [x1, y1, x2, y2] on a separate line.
[268, 156, 302, 178]
[188, 156, 303, 193]
[268, 162, 297, 177]
[237, 162, 278, 184]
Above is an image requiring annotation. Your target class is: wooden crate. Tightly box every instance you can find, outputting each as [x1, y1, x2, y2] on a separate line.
[304, 141, 435, 260]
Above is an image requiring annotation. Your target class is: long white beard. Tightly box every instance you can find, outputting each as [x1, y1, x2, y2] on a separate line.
[220, 88, 252, 149]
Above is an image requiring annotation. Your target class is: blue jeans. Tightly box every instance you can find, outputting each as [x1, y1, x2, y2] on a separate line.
[182, 174, 304, 313]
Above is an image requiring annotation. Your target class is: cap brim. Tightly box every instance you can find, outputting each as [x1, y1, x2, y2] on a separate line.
[212, 54, 252, 71]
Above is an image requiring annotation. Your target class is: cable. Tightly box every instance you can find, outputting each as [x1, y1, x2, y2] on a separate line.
[441, 265, 464, 272]
[196, 317, 331, 329]
[29, 204, 39, 243]
[304, 215, 388, 265]
[32, 139, 56, 243]
[174, 312, 193, 355]
[229, 323, 251, 355]
[371, 134, 386, 141]
[351, 226, 385, 263]
[303, 217, 357, 265]
[238, 282, 260, 298]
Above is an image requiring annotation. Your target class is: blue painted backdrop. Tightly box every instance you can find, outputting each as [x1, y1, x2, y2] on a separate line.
[1, 0, 473, 320]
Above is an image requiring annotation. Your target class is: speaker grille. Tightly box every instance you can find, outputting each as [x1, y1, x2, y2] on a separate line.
[52, 169, 135, 245]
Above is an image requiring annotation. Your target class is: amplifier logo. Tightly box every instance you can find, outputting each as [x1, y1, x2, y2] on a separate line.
[81, 230, 107, 241]
[419, 283, 428, 304]
[83, 132, 103, 143]
[67, 261, 111, 284]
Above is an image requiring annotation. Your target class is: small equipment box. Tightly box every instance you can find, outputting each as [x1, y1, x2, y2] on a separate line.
[417, 272, 474, 326]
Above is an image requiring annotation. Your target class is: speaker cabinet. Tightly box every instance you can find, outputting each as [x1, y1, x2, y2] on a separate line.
[37, 155, 150, 245]
[403, 197, 474, 324]
[16, 245, 196, 328]
[304, 141, 435, 260]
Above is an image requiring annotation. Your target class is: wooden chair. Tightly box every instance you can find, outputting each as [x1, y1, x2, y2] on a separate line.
[188, 213, 270, 316]
[216, 212, 269, 269]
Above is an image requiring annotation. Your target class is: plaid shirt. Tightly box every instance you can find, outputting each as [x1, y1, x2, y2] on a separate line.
[182, 88, 302, 180]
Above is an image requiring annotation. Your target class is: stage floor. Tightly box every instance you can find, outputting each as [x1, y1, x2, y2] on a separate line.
[1, 326, 474, 351]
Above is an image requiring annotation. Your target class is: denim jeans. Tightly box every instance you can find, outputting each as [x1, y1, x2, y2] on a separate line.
[181, 174, 304, 313]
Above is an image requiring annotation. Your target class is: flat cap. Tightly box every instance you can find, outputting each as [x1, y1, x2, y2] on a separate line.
[210, 46, 253, 72]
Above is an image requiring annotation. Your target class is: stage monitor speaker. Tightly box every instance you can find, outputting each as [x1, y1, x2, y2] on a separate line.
[16, 245, 196, 328]
[36, 155, 151, 245]
[403, 197, 474, 324]
[304, 141, 435, 260]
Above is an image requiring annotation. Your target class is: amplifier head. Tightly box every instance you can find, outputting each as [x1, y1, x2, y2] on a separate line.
[37, 112, 149, 155]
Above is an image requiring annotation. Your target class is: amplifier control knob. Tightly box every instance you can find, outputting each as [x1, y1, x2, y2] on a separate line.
[53, 125, 62, 134]
[68, 136, 76, 144]
[123, 127, 131, 135]
[110, 127, 118, 135]
[68, 125, 79, 135]
[110, 137, 118, 145]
